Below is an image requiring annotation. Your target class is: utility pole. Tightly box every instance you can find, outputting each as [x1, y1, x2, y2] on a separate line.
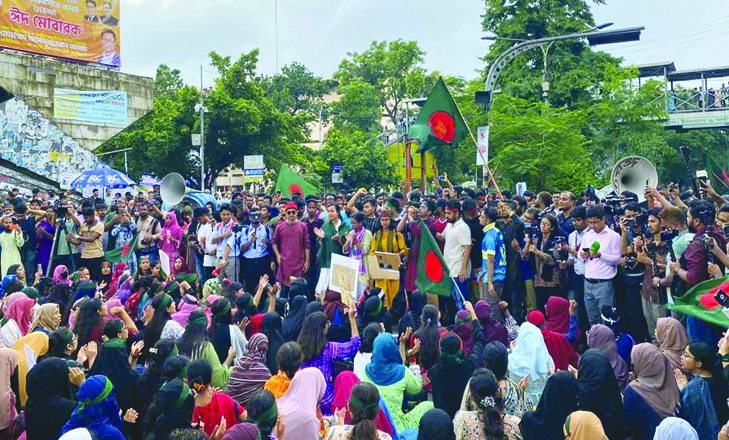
[200, 65, 205, 191]
[274, 0, 279, 72]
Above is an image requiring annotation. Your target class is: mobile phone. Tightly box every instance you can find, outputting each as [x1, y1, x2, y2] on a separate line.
[715, 288, 729, 308]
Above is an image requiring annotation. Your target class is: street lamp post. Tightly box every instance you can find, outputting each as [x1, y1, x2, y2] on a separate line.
[476, 25, 643, 110]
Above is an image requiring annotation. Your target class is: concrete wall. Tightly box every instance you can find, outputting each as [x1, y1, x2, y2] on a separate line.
[0, 50, 153, 151]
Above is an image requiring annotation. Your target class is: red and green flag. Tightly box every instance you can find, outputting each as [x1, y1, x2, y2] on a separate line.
[105, 233, 139, 265]
[409, 77, 469, 152]
[275, 165, 320, 198]
[667, 276, 729, 328]
[415, 219, 452, 296]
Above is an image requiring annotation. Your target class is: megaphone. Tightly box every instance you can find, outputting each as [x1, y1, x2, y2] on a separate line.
[160, 173, 188, 206]
[610, 156, 658, 203]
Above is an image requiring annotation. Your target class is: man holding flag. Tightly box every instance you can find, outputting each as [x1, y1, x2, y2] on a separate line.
[438, 200, 471, 323]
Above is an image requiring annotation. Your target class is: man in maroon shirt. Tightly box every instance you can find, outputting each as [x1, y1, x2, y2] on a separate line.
[272, 202, 310, 299]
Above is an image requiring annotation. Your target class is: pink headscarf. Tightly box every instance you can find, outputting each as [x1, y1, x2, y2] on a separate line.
[161, 212, 184, 242]
[103, 299, 122, 323]
[205, 294, 220, 329]
[1, 292, 26, 314]
[331, 372, 394, 436]
[171, 294, 200, 328]
[53, 265, 72, 287]
[106, 263, 128, 297]
[6, 296, 35, 335]
[278, 368, 326, 440]
[0, 348, 18, 430]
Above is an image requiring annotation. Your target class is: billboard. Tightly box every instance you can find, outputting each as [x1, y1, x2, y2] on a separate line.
[0, 0, 121, 67]
[54, 88, 127, 125]
[243, 155, 264, 183]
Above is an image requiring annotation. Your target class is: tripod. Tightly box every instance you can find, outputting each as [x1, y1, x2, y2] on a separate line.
[45, 216, 73, 278]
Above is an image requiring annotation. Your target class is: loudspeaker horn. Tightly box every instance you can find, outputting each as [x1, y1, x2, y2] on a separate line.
[610, 156, 658, 203]
[160, 173, 188, 206]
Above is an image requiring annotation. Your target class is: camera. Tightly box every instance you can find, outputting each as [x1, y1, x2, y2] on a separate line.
[232, 224, 243, 233]
[53, 199, 69, 216]
[722, 224, 729, 239]
[523, 222, 538, 239]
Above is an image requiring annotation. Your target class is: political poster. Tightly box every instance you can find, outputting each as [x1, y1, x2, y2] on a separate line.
[0, 0, 121, 67]
[53, 88, 128, 125]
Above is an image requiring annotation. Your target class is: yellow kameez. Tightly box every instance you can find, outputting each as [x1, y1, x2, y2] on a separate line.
[369, 229, 407, 308]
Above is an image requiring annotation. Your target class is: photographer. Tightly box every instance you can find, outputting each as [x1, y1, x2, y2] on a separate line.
[671, 200, 728, 345]
[633, 208, 668, 342]
[523, 213, 562, 312]
[618, 203, 650, 343]
[241, 206, 273, 294]
[135, 203, 161, 265]
[67, 207, 105, 281]
[519, 208, 541, 312]
[498, 201, 526, 322]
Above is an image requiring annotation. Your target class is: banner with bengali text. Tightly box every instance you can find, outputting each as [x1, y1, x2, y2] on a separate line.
[0, 0, 121, 66]
[53, 88, 127, 125]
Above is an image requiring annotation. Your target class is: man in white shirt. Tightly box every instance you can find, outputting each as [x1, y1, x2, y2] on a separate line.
[195, 209, 216, 282]
[439, 199, 471, 323]
[564, 205, 589, 333]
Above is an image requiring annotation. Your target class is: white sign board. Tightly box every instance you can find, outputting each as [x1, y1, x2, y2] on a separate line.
[328, 253, 359, 306]
[244, 155, 265, 183]
[191, 134, 202, 146]
[476, 126, 489, 166]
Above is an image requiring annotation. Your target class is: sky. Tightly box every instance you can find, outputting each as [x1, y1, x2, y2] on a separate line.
[119, 0, 729, 89]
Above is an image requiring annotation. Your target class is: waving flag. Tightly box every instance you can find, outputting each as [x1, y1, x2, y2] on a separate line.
[105, 234, 139, 264]
[415, 220, 452, 296]
[667, 276, 729, 328]
[409, 77, 469, 152]
[275, 165, 320, 198]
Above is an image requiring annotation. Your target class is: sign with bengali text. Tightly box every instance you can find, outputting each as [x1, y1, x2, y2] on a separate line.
[0, 0, 121, 66]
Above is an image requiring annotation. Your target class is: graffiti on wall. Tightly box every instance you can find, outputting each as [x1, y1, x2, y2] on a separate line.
[0, 97, 102, 187]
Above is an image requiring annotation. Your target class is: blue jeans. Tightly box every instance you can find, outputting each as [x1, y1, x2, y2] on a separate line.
[22, 249, 36, 285]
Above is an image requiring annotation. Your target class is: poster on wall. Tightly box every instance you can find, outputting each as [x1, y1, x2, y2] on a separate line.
[0, 97, 103, 187]
[0, 0, 121, 67]
[54, 88, 128, 125]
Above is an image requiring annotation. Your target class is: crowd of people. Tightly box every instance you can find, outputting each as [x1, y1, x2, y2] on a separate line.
[2, 174, 729, 440]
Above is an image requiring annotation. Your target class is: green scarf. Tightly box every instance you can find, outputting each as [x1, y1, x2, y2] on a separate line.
[78, 377, 113, 414]
[189, 314, 208, 326]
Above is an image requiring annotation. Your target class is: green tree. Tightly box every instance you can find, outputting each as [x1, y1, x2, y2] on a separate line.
[154, 65, 184, 100]
[336, 40, 438, 126]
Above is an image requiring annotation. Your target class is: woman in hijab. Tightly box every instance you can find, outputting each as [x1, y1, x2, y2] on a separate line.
[221, 423, 261, 440]
[362, 333, 434, 432]
[25, 357, 80, 440]
[576, 349, 624, 440]
[160, 211, 184, 264]
[653, 417, 699, 440]
[527, 310, 579, 371]
[545, 296, 579, 344]
[655, 317, 688, 370]
[261, 312, 285, 375]
[282, 295, 307, 342]
[210, 297, 234, 363]
[429, 331, 484, 419]
[246, 390, 281, 440]
[520, 371, 580, 440]
[60, 375, 127, 440]
[454, 309, 476, 357]
[418, 408, 454, 440]
[476, 342, 532, 418]
[54, 264, 73, 287]
[89, 319, 140, 412]
[228, 333, 271, 407]
[474, 300, 509, 346]
[172, 294, 201, 328]
[326, 380, 392, 440]
[562, 411, 608, 440]
[178, 310, 234, 390]
[0, 295, 35, 346]
[508, 321, 553, 404]
[132, 339, 178, 440]
[278, 367, 327, 440]
[306, 300, 324, 316]
[11, 329, 49, 406]
[398, 290, 427, 336]
[154, 374, 196, 440]
[623, 343, 679, 440]
[0, 348, 18, 439]
[586, 324, 629, 391]
[29, 302, 61, 335]
[323, 290, 349, 342]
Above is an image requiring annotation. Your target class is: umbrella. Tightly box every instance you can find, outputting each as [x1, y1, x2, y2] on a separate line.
[70, 167, 135, 189]
[140, 175, 161, 186]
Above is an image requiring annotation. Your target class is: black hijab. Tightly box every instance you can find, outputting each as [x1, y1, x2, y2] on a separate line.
[24, 357, 77, 440]
[576, 349, 625, 440]
[428, 333, 474, 419]
[261, 312, 285, 375]
[482, 342, 508, 380]
[520, 371, 580, 440]
[282, 295, 307, 342]
[305, 300, 324, 316]
[88, 338, 140, 412]
[417, 408, 455, 440]
[154, 378, 195, 440]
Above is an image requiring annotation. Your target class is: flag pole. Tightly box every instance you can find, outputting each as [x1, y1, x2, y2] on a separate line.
[404, 133, 412, 194]
[451, 97, 502, 197]
[420, 150, 427, 192]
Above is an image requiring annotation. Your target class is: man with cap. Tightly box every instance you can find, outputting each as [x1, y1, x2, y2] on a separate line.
[305, 197, 324, 299]
[272, 201, 310, 298]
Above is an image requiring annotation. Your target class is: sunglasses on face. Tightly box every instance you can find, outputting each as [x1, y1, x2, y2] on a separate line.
[286, 210, 297, 215]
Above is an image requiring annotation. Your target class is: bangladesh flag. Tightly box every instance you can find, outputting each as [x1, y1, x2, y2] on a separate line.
[275, 165, 320, 198]
[409, 77, 469, 152]
[667, 276, 729, 328]
[415, 219, 452, 296]
[105, 233, 139, 265]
